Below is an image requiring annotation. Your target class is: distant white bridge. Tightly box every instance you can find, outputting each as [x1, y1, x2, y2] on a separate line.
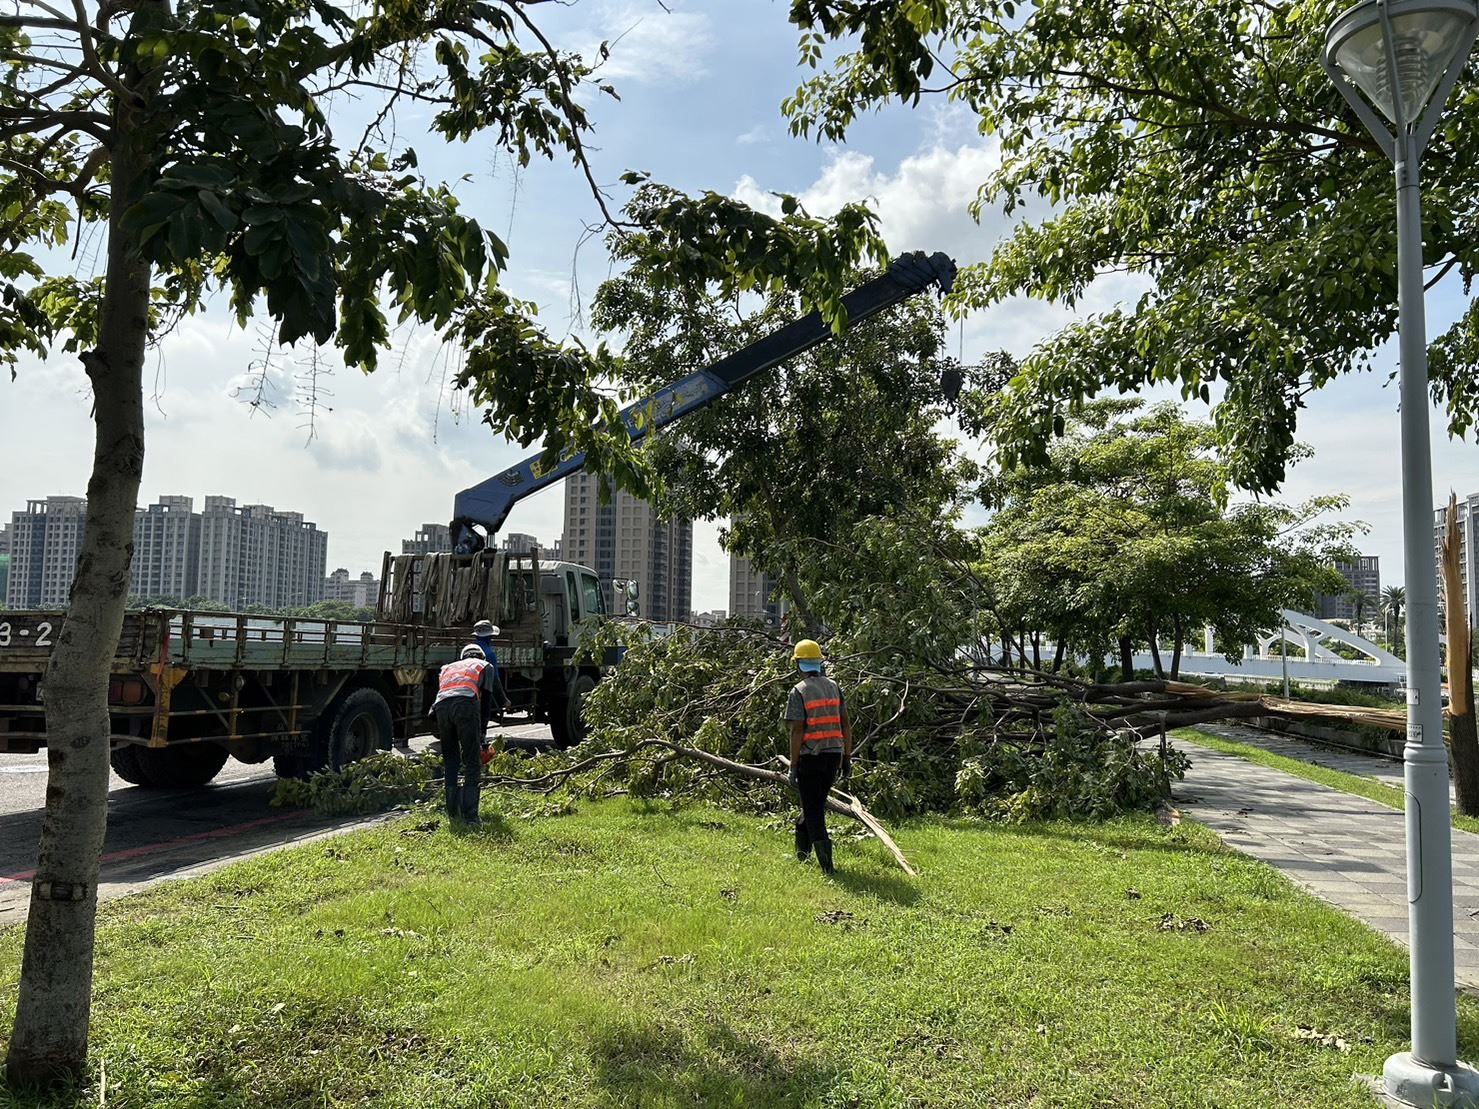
[1128, 610, 1406, 686]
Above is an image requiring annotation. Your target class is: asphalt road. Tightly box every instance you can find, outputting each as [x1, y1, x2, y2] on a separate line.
[0, 721, 552, 927]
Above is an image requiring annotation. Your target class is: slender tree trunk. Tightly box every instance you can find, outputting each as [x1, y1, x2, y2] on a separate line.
[1147, 620, 1164, 678]
[1031, 630, 1041, 671]
[6, 122, 151, 1086]
[780, 562, 825, 641]
[1051, 635, 1067, 674]
[1119, 635, 1134, 682]
[1018, 625, 1028, 669]
[1170, 615, 1184, 680]
[1441, 499, 1479, 816]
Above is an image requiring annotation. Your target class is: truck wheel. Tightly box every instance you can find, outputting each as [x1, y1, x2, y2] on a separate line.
[109, 744, 149, 786]
[323, 688, 394, 770]
[272, 751, 310, 780]
[131, 743, 230, 789]
[550, 674, 598, 749]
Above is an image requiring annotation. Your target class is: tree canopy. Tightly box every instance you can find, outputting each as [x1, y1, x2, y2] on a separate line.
[978, 401, 1360, 678]
[0, 0, 893, 1084]
[783, 0, 1479, 493]
[592, 249, 989, 634]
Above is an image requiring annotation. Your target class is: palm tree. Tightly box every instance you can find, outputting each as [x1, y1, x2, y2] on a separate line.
[1382, 585, 1406, 649]
[1350, 588, 1368, 637]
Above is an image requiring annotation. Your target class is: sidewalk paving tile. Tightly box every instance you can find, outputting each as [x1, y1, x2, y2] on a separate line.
[1176, 727, 1479, 990]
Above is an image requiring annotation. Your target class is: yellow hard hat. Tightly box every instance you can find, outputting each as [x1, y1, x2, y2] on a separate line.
[791, 639, 823, 662]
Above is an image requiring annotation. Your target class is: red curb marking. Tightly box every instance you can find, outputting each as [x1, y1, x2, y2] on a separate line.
[0, 811, 307, 887]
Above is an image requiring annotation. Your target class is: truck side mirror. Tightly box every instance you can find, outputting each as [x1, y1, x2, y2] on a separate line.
[613, 578, 640, 617]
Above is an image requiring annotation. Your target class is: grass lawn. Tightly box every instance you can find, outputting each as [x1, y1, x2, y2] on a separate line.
[1178, 728, 1479, 837]
[4, 798, 1476, 1108]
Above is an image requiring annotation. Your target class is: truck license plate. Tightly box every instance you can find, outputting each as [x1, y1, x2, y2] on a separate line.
[0, 619, 57, 649]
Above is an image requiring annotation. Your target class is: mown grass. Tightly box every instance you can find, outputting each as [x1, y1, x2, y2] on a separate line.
[1179, 728, 1479, 837]
[3, 798, 1476, 1108]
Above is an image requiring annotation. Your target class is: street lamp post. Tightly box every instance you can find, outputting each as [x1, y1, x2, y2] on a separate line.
[1323, 2, 1479, 1104]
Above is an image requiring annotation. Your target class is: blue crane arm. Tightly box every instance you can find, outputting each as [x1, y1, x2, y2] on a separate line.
[450, 250, 957, 553]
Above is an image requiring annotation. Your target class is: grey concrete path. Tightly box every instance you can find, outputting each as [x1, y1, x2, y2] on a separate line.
[1195, 721, 1454, 799]
[1174, 731, 1479, 988]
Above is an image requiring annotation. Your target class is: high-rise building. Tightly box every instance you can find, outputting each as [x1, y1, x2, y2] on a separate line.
[131, 495, 201, 601]
[6, 496, 86, 608]
[562, 474, 692, 621]
[501, 532, 542, 556]
[729, 552, 788, 627]
[0, 524, 9, 606]
[1438, 493, 1479, 627]
[402, 522, 452, 556]
[198, 497, 328, 610]
[1315, 554, 1381, 626]
[324, 568, 379, 607]
[1313, 555, 1378, 626]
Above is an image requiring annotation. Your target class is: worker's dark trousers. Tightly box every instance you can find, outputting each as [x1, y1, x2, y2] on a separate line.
[435, 697, 484, 821]
[795, 751, 842, 855]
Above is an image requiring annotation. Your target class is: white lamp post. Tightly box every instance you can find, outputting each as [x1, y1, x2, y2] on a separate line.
[1323, 2, 1479, 1104]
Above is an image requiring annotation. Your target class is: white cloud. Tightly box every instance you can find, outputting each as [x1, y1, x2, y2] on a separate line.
[735, 142, 1008, 259]
[733, 143, 1148, 360]
[584, 2, 715, 84]
[736, 124, 770, 146]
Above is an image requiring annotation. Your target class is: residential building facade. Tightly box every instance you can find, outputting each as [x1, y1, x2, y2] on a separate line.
[562, 473, 692, 622]
[324, 568, 379, 608]
[131, 495, 201, 601]
[198, 497, 328, 610]
[729, 552, 788, 627]
[6, 496, 86, 608]
[402, 522, 452, 556]
[1315, 555, 1382, 626]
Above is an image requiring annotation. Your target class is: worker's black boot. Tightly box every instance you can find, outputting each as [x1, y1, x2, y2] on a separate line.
[815, 838, 834, 876]
[794, 820, 811, 862]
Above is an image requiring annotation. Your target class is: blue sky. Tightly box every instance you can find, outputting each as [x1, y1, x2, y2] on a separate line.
[1, 0, 1475, 611]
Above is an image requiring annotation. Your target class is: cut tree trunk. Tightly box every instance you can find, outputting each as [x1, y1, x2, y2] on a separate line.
[5, 120, 152, 1085]
[1441, 497, 1479, 816]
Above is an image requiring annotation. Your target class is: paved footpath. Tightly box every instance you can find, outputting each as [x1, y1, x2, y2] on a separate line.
[1175, 726, 1479, 988]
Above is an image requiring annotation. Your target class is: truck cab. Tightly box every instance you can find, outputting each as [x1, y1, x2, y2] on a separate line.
[531, 559, 606, 649]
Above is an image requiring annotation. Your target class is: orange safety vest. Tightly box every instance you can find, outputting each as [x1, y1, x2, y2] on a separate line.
[800, 679, 845, 743]
[437, 658, 487, 699]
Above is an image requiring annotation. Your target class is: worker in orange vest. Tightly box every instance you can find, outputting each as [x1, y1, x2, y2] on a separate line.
[785, 639, 852, 874]
[432, 644, 500, 825]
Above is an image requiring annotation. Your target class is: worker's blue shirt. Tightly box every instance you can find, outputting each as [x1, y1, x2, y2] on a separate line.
[475, 635, 500, 678]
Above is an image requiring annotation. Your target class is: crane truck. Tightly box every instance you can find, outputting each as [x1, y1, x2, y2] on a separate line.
[0, 252, 956, 787]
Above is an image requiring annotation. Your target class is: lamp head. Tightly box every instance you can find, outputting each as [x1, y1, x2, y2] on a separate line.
[1323, 0, 1479, 156]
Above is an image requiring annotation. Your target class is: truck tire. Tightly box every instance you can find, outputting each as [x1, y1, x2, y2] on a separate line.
[109, 744, 149, 786]
[323, 688, 394, 771]
[130, 743, 230, 789]
[272, 751, 311, 780]
[549, 673, 598, 749]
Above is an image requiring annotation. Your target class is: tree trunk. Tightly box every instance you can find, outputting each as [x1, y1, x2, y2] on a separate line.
[780, 562, 825, 641]
[1441, 497, 1479, 816]
[1170, 615, 1184, 680]
[1119, 636, 1134, 682]
[1147, 621, 1164, 679]
[1031, 630, 1041, 671]
[5, 126, 151, 1085]
[1051, 635, 1067, 674]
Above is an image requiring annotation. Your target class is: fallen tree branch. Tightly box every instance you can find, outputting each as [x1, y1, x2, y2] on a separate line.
[480, 738, 920, 877]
